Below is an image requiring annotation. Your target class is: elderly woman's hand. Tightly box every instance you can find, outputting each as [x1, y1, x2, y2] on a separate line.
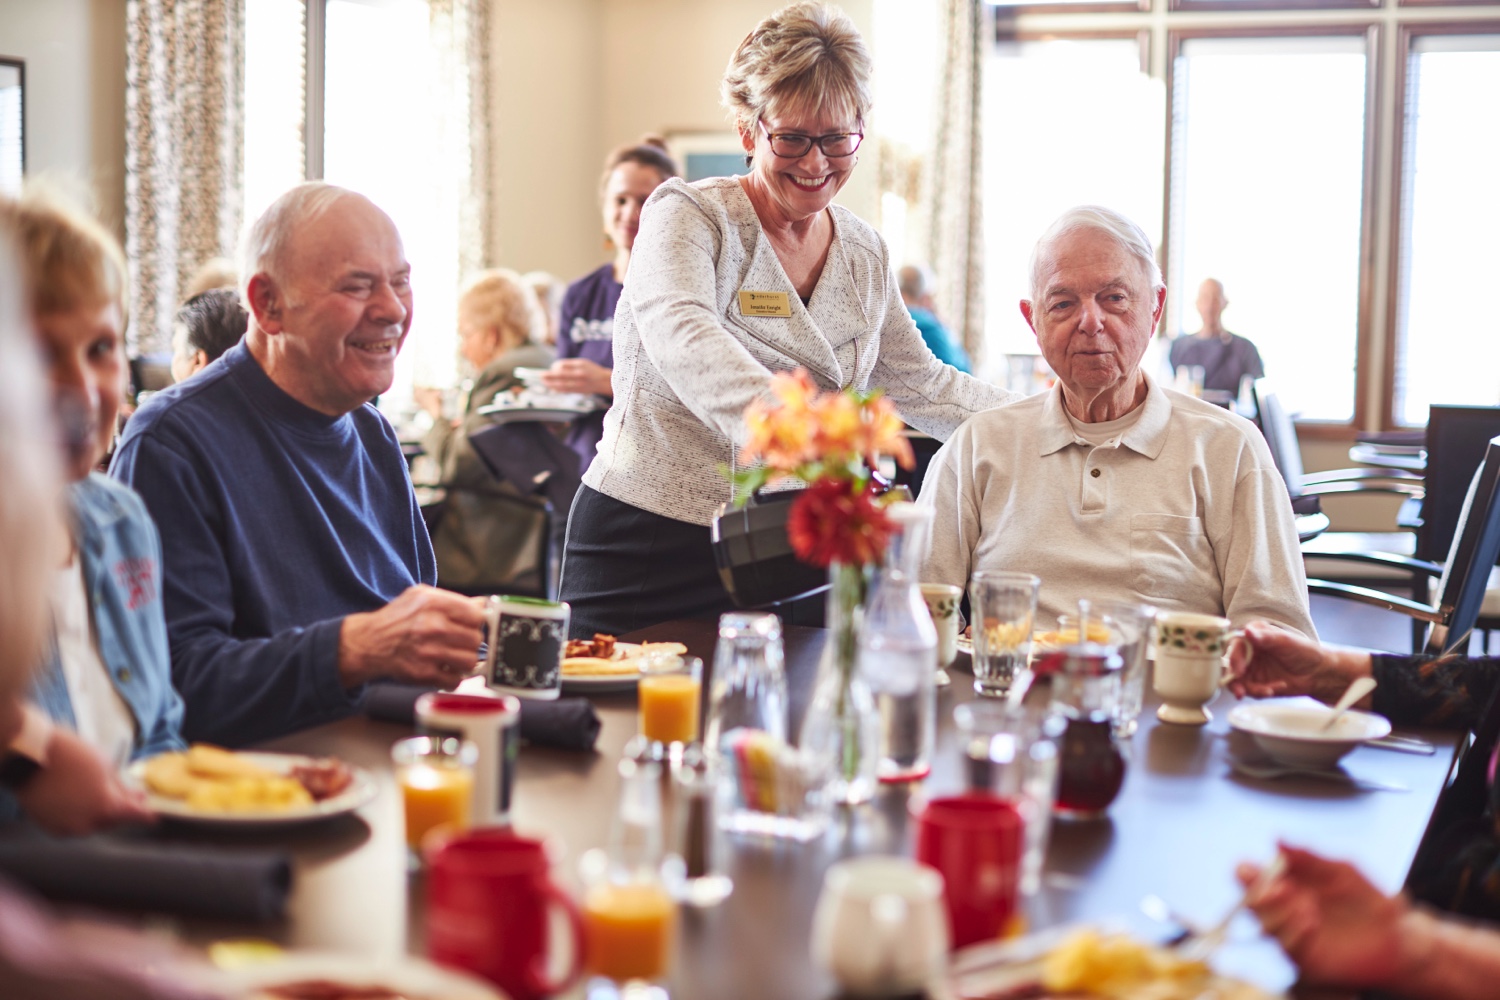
[412, 385, 445, 419]
[1225, 621, 1371, 703]
[541, 358, 614, 398]
[1237, 845, 1417, 989]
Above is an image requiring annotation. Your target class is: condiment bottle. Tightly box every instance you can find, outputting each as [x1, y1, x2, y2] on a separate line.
[415, 691, 521, 826]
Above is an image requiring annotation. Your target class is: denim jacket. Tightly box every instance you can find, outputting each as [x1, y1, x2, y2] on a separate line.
[29, 474, 186, 760]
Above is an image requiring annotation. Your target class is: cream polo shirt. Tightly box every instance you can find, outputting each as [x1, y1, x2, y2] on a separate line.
[917, 374, 1317, 639]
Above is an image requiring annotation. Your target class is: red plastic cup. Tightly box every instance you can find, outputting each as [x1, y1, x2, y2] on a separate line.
[913, 794, 1025, 948]
[425, 829, 585, 1000]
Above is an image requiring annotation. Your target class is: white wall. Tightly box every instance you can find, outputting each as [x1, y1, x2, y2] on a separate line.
[0, 0, 126, 236]
[490, 0, 877, 285]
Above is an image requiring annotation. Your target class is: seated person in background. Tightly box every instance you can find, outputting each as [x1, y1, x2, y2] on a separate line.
[0, 216, 154, 837]
[1167, 278, 1264, 393]
[1240, 844, 1500, 1000]
[181, 256, 237, 301]
[2, 189, 185, 771]
[111, 182, 486, 747]
[170, 287, 247, 382]
[413, 269, 553, 592]
[898, 263, 972, 374]
[918, 206, 1315, 637]
[1229, 623, 1500, 918]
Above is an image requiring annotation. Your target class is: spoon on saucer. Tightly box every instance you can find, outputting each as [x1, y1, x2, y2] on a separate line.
[1321, 676, 1378, 731]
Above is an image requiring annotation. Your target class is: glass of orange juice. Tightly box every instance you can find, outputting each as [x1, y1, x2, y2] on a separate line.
[583, 875, 676, 994]
[392, 735, 477, 868]
[638, 655, 703, 749]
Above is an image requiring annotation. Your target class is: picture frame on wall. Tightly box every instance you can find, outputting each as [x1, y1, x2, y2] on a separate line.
[664, 130, 746, 183]
[0, 58, 23, 196]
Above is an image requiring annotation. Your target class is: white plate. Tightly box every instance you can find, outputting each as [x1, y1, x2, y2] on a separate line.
[187, 951, 506, 1000]
[561, 673, 639, 694]
[128, 752, 378, 828]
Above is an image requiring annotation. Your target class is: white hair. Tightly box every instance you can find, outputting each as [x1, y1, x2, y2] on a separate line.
[1027, 205, 1164, 305]
[239, 182, 356, 307]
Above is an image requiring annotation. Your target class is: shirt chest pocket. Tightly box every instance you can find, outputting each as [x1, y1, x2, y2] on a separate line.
[1130, 513, 1211, 599]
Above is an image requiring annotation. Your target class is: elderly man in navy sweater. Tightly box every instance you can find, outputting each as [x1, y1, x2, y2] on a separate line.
[112, 183, 486, 746]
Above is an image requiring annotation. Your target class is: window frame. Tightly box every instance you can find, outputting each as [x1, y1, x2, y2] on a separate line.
[1161, 24, 1381, 436]
[1384, 20, 1500, 427]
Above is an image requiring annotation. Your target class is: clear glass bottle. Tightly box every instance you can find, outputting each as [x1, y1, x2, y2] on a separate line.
[859, 502, 939, 783]
[1051, 635, 1128, 821]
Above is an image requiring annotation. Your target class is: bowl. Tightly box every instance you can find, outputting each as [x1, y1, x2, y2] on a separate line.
[1227, 697, 1391, 768]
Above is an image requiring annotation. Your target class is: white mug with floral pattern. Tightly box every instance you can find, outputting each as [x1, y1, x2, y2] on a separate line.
[1152, 611, 1251, 726]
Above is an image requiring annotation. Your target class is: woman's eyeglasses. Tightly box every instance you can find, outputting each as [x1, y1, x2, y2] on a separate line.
[758, 121, 864, 159]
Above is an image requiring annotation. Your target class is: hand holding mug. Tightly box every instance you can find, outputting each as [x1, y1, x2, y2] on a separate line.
[1225, 622, 1373, 705]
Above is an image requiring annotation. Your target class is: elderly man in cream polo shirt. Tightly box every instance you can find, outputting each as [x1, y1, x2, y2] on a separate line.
[917, 206, 1316, 638]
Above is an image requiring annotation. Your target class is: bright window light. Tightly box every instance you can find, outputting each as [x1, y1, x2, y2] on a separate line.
[1394, 35, 1500, 427]
[1168, 35, 1367, 422]
[243, 0, 306, 235]
[324, 0, 458, 409]
[984, 38, 1164, 365]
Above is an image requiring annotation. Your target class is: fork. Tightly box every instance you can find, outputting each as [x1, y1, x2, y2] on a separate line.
[1174, 852, 1288, 962]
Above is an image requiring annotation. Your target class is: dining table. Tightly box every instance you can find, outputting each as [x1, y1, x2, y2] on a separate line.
[141, 619, 1461, 999]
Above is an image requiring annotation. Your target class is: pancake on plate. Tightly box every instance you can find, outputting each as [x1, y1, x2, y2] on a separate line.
[560, 634, 689, 677]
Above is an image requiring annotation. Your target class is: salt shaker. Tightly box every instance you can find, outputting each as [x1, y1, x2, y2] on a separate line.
[671, 746, 733, 907]
[415, 691, 521, 826]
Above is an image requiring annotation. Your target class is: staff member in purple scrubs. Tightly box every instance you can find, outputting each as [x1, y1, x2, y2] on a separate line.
[541, 137, 679, 474]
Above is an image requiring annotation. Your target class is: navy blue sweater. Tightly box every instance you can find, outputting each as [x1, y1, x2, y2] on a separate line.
[111, 343, 435, 746]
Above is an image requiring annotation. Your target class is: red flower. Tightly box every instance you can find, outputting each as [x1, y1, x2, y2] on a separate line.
[786, 478, 895, 568]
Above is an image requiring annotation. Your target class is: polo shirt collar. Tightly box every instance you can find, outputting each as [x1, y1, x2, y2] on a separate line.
[1036, 371, 1172, 461]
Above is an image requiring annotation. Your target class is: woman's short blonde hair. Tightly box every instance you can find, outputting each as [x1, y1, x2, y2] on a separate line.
[459, 268, 546, 356]
[0, 184, 128, 318]
[720, 2, 873, 131]
[0, 230, 64, 696]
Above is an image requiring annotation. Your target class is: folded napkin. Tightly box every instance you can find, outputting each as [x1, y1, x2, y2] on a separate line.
[363, 683, 602, 752]
[0, 831, 291, 922]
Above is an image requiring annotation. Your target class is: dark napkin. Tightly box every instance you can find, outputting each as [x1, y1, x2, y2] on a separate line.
[364, 682, 602, 752]
[0, 831, 291, 921]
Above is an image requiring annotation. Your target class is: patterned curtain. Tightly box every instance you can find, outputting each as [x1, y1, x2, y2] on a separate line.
[922, 0, 987, 363]
[125, 0, 246, 356]
[429, 0, 492, 281]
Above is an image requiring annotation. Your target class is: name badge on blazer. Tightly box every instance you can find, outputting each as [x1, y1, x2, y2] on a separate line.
[738, 290, 792, 318]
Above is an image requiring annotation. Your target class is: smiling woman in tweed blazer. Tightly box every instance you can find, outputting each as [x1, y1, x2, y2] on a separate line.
[560, 2, 1016, 637]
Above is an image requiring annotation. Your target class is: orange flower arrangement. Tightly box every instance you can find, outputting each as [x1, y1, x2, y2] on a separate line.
[732, 369, 914, 568]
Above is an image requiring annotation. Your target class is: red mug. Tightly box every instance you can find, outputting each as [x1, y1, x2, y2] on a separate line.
[425, 829, 585, 1000]
[913, 794, 1024, 948]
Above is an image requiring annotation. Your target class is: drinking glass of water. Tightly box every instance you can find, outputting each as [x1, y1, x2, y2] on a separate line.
[969, 571, 1041, 698]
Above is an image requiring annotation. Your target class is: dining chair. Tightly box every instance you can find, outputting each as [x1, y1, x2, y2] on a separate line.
[1253, 380, 1424, 512]
[468, 421, 582, 600]
[1302, 435, 1500, 656]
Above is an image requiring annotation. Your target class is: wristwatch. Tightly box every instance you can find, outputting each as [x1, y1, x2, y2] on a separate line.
[0, 704, 53, 791]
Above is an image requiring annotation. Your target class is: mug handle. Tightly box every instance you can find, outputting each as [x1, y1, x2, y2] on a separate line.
[481, 596, 502, 684]
[1221, 629, 1254, 686]
[526, 878, 587, 997]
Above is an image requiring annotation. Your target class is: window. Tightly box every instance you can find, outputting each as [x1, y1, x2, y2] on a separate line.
[243, 0, 471, 410]
[1392, 30, 1500, 426]
[1167, 33, 1371, 422]
[984, 35, 1163, 359]
[966, 0, 1500, 432]
[243, 0, 304, 227]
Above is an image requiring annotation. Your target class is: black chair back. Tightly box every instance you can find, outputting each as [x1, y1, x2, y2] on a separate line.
[1428, 435, 1500, 654]
[1421, 406, 1500, 563]
[1249, 379, 1305, 496]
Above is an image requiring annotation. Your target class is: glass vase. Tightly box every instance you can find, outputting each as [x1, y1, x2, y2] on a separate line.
[798, 560, 879, 806]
